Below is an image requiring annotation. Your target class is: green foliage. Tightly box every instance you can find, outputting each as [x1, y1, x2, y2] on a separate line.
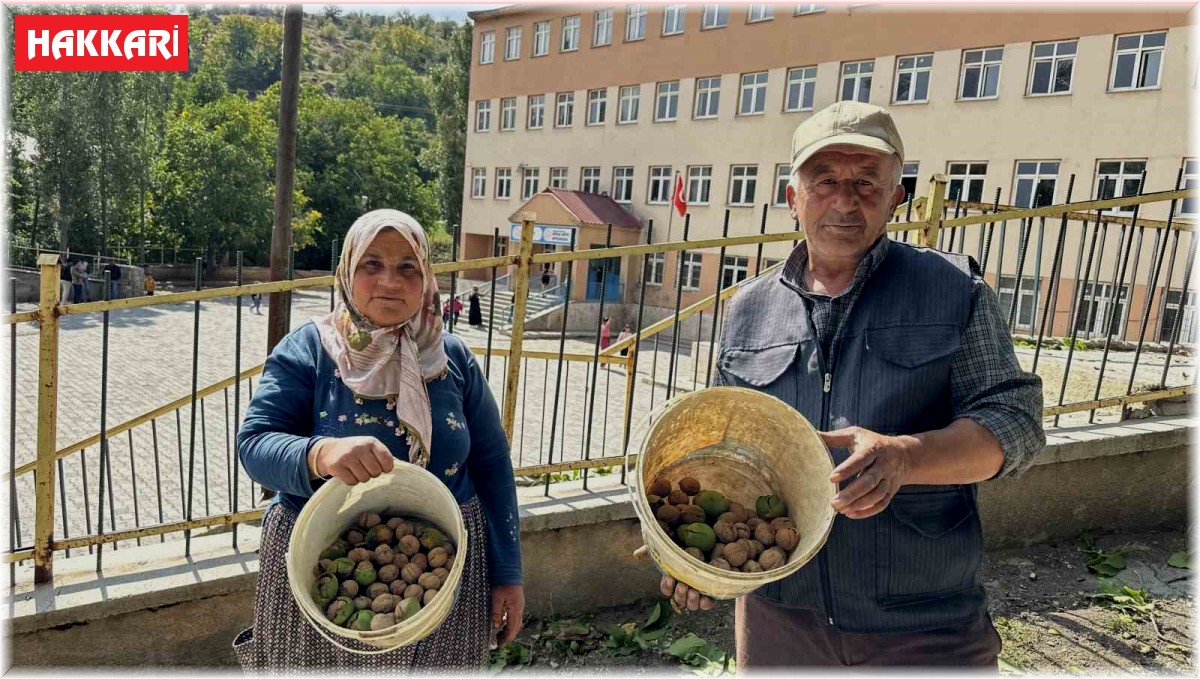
[7, 7, 463, 270]
[603, 600, 673, 656]
[1166, 552, 1190, 569]
[1079, 532, 1127, 578]
[666, 633, 734, 675]
[486, 641, 532, 672]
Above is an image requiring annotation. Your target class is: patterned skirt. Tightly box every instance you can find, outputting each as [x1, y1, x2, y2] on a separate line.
[233, 497, 492, 674]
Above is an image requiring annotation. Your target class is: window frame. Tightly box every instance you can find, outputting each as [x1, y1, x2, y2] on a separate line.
[959, 47, 1004, 100]
[1181, 158, 1199, 217]
[795, 4, 825, 15]
[521, 167, 541, 200]
[996, 274, 1042, 331]
[475, 100, 492, 132]
[495, 167, 513, 199]
[784, 65, 817, 112]
[738, 71, 769, 116]
[1094, 159, 1148, 215]
[626, 4, 648, 42]
[527, 94, 545, 129]
[532, 21, 550, 57]
[728, 164, 759, 207]
[581, 166, 602, 194]
[721, 255, 750, 289]
[900, 161, 920, 203]
[550, 167, 569, 189]
[1027, 39, 1077, 96]
[655, 80, 681, 122]
[681, 251, 704, 291]
[687, 165, 713, 205]
[594, 9, 614, 47]
[701, 4, 728, 29]
[479, 30, 495, 64]
[747, 4, 774, 23]
[946, 162, 989, 203]
[612, 166, 636, 203]
[555, 92, 575, 128]
[663, 4, 686, 36]
[587, 88, 608, 126]
[892, 54, 933, 105]
[1012, 160, 1060, 209]
[561, 15, 581, 52]
[840, 59, 874, 103]
[471, 168, 487, 199]
[694, 76, 722, 119]
[773, 163, 791, 207]
[499, 97, 517, 131]
[504, 26, 521, 61]
[648, 166, 673, 204]
[618, 85, 641, 124]
[646, 252, 666, 286]
[1109, 30, 1167, 92]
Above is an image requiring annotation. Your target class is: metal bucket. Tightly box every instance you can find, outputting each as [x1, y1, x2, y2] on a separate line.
[286, 464, 467, 653]
[630, 387, 835, 599]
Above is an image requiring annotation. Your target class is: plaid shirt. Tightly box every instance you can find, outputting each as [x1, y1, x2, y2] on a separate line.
[780, 236, 1045, 479]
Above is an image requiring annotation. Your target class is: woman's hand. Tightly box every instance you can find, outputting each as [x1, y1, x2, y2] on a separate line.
[309, 436, 394, 485]
[491, 584, 525, 645]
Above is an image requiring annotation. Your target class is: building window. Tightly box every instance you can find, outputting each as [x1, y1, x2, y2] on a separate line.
[522, 168, 540, 200]
[626, 4, 647, 41]
[581, 167, 601, 194]
[1096, 160, 1146, 214]
[471, 168, 486, 198]
[655, 81, 680, 121]
[721, 256, 749, 288]
[663, 4, 686, 35]
[729, 165, 758, 206]
[960, 47, 1003, 100]
[587, 88, 608, 125]
[701, 5, 728, 29]
[495, 168, 512, 199]
[901, 161, 920, 201]
[1110, 31, 1166, 91]
[774, 164, 790, 206]
[649, 166, 673, 204]
[500, 98, 516, 131]
[681, 252, 703, 290]
[687, 165, 713, 204]
[550, 167, 569, 189]
[594, 9, 613, 46]
[997, 275, 1040, 330]
[785, 66, 817, 112]
[475, 100, 491, 132]
[613, 166, 635, 203]
[947, 162, 987, 203]
[533, 21, 550, 56]
[1013, 161, 1059, 208]
[479, 31, 495, 64]
[894, 54, 932, 104]
[1028, 39, 1076, 95]
[795, 4, 825, 14]
[694, 76, 721, 119]
[1181, 158, 1199, 216]
[1074, 282, 1129, 338]
[646, 252, 665, 286]
[747, 4, 773, 22]
[1159, 289, 1198, 343]
[840, 60, 874, 103]
[618, 85, 640, 124]
[556, 92, 575, 127]
[504, 26, 521, 60]
[561, 16, 580, 51]
[528, 94, 545, 129]
[761, 257, 783, 272]
[739, 71, 769, 115]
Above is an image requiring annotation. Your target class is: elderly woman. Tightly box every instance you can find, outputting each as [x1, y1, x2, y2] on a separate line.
[233, 210, 524, 671]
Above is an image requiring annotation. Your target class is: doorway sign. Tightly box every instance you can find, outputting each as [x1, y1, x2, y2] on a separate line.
[509, 224, 576, 246]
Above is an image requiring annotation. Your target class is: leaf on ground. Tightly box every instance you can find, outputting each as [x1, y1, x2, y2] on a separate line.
[1167, 551, 1190, 569]
[667, 634, 709, 658]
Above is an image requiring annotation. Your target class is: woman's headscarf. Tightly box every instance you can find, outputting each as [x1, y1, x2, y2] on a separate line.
[313, 209, 447, 469]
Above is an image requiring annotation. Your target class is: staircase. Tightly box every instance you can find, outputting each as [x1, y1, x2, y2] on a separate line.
[450, 276, 566, 333]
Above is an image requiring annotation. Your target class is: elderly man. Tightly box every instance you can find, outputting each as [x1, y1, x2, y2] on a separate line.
[661, 101, 1045, 667]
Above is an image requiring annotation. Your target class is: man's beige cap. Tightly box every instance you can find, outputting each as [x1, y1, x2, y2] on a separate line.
[790, 101, 905, 175]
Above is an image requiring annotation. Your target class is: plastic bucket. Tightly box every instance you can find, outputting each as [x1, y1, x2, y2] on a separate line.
[286, 464, 467, 653]
[630, 387, 835, 599]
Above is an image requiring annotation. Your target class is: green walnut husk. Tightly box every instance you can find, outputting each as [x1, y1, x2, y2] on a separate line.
[366, 524, 394, 549]
[330, 557, 355, 578]
[354, 560, 378, 587]
[756, 495, 788, 521]
[694, 490, 730, 522]
[419, 527, 447, 551]
[326, 596, 355, 626]
[397, 596, 421, 621]
[348, 609, 375, 631]
[311, 575, 338, 607]
[320, 539, 349, 561]
[348, 330, 372, 351]
[679, 523, 717, 552]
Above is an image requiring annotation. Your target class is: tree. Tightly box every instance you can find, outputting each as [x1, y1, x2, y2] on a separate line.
[429, 22, 471, 238]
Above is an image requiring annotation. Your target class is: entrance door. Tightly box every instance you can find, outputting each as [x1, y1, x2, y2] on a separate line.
[586, 255, 621, 301]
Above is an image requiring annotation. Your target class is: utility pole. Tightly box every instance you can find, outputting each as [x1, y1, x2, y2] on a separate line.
[267, 5, 303, 351]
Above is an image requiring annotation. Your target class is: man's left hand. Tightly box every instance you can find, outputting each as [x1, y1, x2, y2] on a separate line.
[820, 427, 914, 520]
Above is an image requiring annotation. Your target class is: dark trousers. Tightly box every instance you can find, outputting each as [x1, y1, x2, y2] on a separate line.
[735, 595, 1001, 669]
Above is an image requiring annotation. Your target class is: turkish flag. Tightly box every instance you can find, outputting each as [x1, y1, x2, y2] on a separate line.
[672, 172, 687, 217]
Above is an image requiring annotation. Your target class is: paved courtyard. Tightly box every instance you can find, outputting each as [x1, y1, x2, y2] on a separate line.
[3, 288, 1193, 556]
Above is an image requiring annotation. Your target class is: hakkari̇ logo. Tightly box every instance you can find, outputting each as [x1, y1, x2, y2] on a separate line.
[15, 14, 189, 72]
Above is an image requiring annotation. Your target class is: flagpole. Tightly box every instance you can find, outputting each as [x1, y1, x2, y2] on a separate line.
[666, 171, 679, 243]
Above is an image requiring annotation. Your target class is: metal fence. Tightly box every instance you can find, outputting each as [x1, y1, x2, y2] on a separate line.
[2, 175, 1194, 587]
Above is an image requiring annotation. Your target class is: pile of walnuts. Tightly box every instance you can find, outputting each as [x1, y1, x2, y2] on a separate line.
[310, 511, 456, 632]
[648, 476, 798, 573]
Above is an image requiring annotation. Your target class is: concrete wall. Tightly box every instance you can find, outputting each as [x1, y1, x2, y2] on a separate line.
[8, 417, 1190, 667]
[5, 266, 145, 304]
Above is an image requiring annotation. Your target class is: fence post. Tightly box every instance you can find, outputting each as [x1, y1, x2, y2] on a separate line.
[919, 174, 948, 248]
[501, 214, 536, 441]
[33, 253, 61, 584]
